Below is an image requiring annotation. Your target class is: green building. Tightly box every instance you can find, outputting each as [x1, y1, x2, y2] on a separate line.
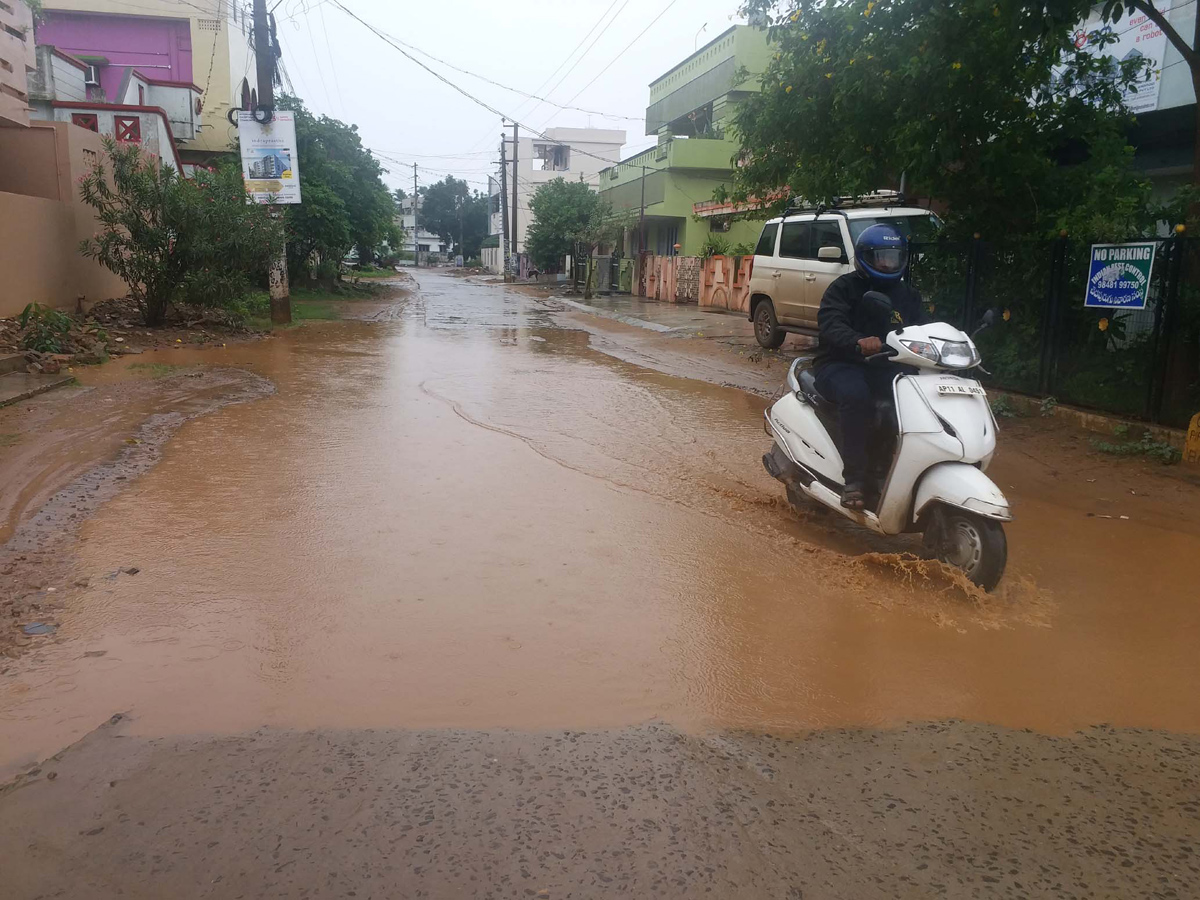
[599, 25, 772, 258]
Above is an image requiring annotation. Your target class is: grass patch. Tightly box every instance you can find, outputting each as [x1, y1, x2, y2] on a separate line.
[245, 298, 343, 331]
[1090, 425, 1182, 464]
[292, 300, 342, 320]
[350, 266, 396, 278]
[128, 362, 187, 377]
[0, 433, 19, 448]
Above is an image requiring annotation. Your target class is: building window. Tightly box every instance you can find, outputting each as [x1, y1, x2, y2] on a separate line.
[115, 115, 142, 143]
[710, 217, 731, 233]
[198, 17, 221, 31]
[533, 144, 570, 172]
[71, 113, 99, 132]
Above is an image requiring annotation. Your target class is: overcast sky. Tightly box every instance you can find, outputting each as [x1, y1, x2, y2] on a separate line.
[272, 0, 748, 195]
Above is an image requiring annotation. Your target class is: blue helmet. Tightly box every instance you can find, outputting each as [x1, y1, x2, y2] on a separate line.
[854, 224, 908, 282]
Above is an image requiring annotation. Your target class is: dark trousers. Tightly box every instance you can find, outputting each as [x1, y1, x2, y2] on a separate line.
[813, 362, 899, 485]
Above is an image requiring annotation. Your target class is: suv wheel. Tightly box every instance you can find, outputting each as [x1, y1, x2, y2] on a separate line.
[753, 300, 786, 349]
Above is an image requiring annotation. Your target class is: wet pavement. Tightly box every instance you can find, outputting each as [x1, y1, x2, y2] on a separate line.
[2, 272, 1199, 897]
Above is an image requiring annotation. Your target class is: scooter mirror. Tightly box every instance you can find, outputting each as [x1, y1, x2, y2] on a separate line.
[972, 308, 997, 338]
[863, 291, 893, 315]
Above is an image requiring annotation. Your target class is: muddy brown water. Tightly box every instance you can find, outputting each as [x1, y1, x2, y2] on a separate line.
[2, 273, 1198, 774]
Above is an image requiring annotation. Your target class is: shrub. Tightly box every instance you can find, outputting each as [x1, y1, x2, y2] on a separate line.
[700, 234, 732, 259]
[79, 139, 284, 326]
[17, 303, 72, 353]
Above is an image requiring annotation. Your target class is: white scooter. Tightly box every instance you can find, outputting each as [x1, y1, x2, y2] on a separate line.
[763, 295, 1012, 590]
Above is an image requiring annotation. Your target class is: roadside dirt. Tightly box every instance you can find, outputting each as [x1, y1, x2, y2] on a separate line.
[0, 368, 274, 659]
[0, 279, 414, 661]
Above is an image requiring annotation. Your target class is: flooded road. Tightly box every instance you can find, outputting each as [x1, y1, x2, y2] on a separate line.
[2, 272, 1198, 769]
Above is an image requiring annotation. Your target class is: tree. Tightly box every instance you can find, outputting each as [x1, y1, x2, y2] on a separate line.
[731, 0, 1160, 238]
[525, 178, 610, 272]
[78, 139, 283, 326]
[419, 177, 490, 259]
[276, 95, 398, 277]
[1101, 1, 1200, 202]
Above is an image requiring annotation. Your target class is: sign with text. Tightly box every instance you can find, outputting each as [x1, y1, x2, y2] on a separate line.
[238, 111, 301, 204]
[1073, 0, 1173, 114]
[1084, 242, 1157, 310]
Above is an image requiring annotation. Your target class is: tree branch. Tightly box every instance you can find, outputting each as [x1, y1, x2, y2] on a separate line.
[1127, 0, 1197, 68]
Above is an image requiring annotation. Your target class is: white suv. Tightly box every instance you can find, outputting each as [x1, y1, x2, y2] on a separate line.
[747, 200, 941, 348]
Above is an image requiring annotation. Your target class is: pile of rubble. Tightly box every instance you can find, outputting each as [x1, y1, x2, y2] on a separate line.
[0, 311, 110, 375]
[1, 297, 261, 375]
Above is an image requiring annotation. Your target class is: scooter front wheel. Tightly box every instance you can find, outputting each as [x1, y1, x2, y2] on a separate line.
[927, 508, 1007, 592]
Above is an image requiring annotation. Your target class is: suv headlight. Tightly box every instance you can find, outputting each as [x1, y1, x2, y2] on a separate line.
[902, 340, 940, 362]
[934, 339, 979, 368]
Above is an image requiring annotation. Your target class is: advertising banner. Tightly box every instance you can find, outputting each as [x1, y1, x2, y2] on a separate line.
[1073, 1, 1173, 114]
[1084, 242, 1157, 310]
[238, 111, 301, 204]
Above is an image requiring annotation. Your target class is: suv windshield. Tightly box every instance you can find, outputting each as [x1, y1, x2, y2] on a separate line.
[848, 214, 942, 244]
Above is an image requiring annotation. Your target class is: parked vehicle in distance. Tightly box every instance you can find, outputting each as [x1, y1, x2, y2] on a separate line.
[747, 192, 942, 349]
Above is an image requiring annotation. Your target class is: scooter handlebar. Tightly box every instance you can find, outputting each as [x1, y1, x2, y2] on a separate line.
[863, 348, 898, 363]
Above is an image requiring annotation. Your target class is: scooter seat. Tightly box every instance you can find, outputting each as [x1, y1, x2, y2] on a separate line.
[798, 367, 897, 435]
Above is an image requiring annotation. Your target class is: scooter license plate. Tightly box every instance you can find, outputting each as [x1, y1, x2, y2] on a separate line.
[937, 384, 986, 396]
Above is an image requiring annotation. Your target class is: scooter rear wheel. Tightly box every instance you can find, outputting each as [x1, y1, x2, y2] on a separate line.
[928, 509, 1007, 592]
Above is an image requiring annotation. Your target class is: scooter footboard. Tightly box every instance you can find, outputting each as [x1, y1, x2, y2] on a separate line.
[913, 462, 1012, 523]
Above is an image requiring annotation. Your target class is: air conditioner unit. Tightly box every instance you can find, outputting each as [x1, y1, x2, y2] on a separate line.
[83, 65, 101, 87]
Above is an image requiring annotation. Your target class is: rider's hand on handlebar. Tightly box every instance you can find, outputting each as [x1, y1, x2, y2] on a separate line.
[857, 336, 884, 356]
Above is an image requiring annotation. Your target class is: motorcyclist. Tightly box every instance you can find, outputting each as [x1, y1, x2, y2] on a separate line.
[813, 223, 927, 510]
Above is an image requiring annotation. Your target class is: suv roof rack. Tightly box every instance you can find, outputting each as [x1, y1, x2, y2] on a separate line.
[784, 190, 907, 216]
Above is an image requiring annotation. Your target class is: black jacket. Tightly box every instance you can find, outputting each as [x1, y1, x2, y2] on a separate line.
[815, 273, 927, 367]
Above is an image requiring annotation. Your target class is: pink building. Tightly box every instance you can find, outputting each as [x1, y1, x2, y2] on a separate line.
[35, 10, 193, 102]
[31, 2, 257, 163]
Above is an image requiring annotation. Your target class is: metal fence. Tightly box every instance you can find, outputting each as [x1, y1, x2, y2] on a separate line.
[906, 235, 1195, 427]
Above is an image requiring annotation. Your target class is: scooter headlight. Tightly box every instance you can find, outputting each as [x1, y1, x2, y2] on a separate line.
[902, 340, 940, 362]
[934, 339, 980, 368]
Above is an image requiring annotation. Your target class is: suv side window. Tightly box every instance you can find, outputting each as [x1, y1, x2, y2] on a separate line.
[755, 223, 779, 257]
[811, 221, 846, 260]
[778, 221, 812, 259]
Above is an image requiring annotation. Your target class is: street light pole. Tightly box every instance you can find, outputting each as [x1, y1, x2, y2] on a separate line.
[252, 0, 290, 324]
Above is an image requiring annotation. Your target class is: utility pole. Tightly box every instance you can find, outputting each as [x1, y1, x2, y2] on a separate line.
[458, 192, 464, 264]
[252, 0, 290, 324]
[511, 123, 519, 276]
[412, 163, 419, 267]
[499, 132, 510, 276]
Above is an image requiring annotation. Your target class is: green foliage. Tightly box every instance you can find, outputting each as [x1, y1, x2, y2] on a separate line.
[17, 303, 72, 352]
[526, 178, 612, 272]
[1040, 396, 1059, 417]
[419, 177, 490, 259]
[276, 95, 398, 279]
[989, 395, 1024, 419]
[732, 0, 1157, 238]
[19, 0, 43, 24]
[731, 241, 757, 257]
[700, 234, 733, 259]
[128, 362, 187, 378]
[1090, 428, 1182, 464]
[78, 140, 283, 326]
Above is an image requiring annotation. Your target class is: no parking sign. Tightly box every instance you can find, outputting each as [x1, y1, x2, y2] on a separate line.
[1084, 242, 1156, 310]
